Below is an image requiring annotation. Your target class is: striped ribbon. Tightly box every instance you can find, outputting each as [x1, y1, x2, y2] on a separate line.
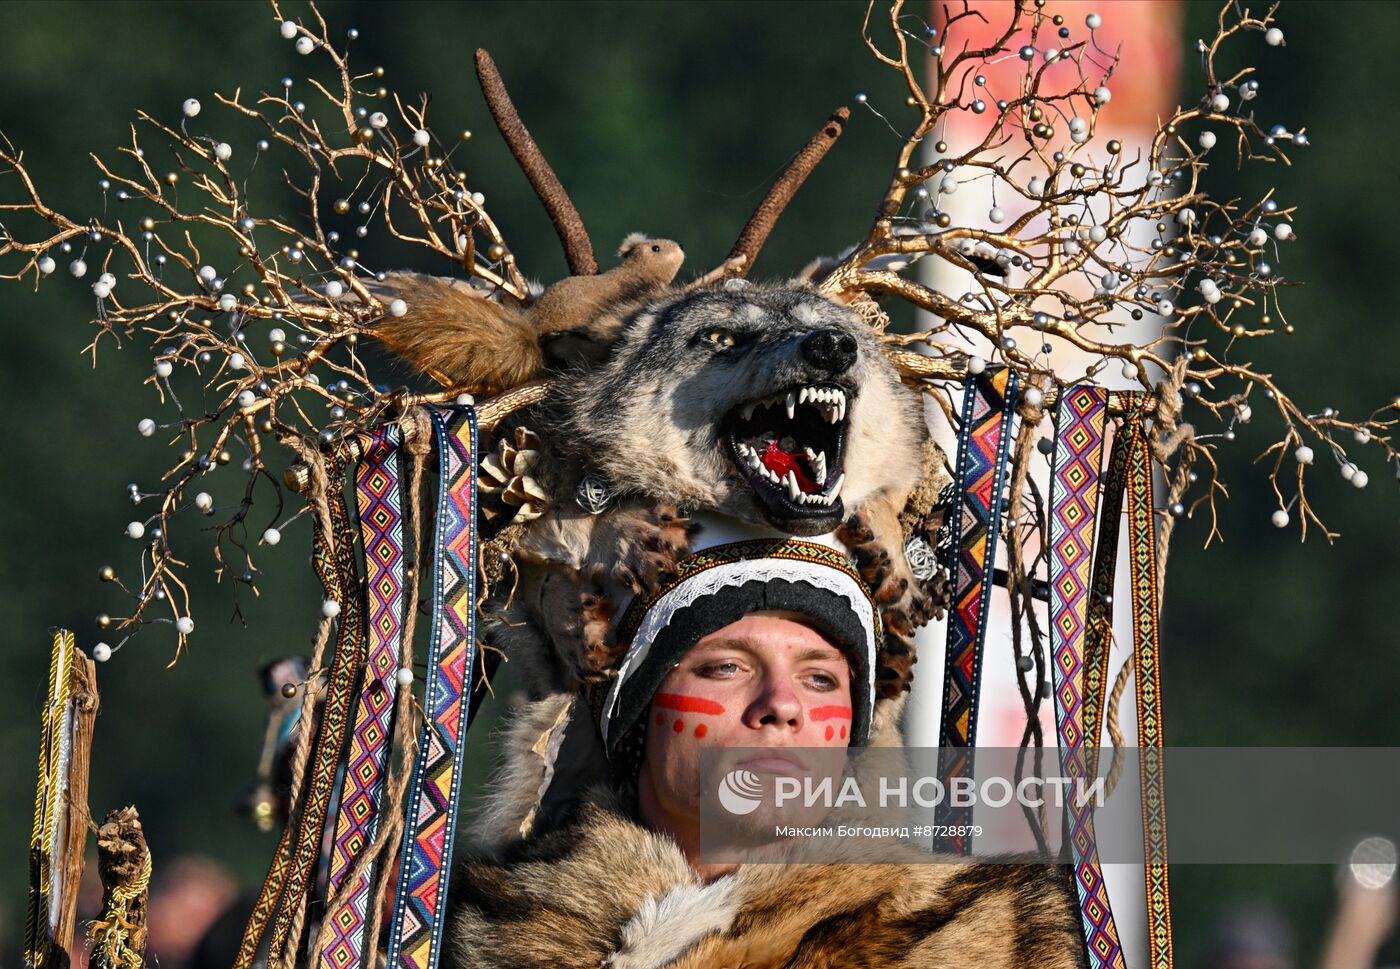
[236, 453, 365, 969]
[936, 367, 1019, 853]
[384, 405, 478, 969]
[1048, 384, 1124, 969]
[25, 630, 76, 969]
[318, 426, 408, 969]
[1083, 394, 1173, 969]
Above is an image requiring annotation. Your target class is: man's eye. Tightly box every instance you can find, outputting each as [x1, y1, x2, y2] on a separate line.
[697, 661, 741, 678]
[704, 328, 737, 349]
[803, 672, 839, 691]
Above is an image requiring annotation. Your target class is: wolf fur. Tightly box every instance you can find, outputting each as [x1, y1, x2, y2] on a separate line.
[490, 281, 947, 697]
[446, 693, 1087, 969]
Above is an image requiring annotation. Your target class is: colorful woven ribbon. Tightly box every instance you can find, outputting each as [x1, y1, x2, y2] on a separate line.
[936, 367, 1019, 852]
[1083, 394, 1173, 969]
[237, 452, 365, 969]
[1048, 384, 1124, 969]
[25, 630, 76, 969]
[319, 426, 408, 969]
[385, 405, 478, 969]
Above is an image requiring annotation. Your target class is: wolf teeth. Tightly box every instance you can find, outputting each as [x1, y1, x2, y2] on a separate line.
[785, 470, 800, 501]
[785, 393, 797, 420]
[828, 472, 845, 497]
[740, 401, 757, 421]
[814, 450, 827, 484]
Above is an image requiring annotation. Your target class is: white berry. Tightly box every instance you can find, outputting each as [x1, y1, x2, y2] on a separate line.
[219, 294, 237, 312]
[1086, 12, 1102, 29]
[389, 299, 408, 317]
[1209, 93, 1230, 113]
[229, 352, 246, 370]
[1352, 470, 1369, 489]
[967, 355, 986, 375]
[262, 527, 282, 546]
[269, 327, 286, 343]
[194, 492, 214, 512]
[1024, 387, 1045, 407]
[279, 20, 298, 39]
[396, 668, 415, 687]
[1265, 27, 1284, 46]
[138, 418, 156, 437]
[455, 393, 476, 406]
[1271, 509, 1289, 528]
[1198, 130, 1217, 151]
[1093, 85, 1111, 105]
[988, 206, 1005, 224]
[38, 256, 56, 275]
[176, 616, 195, 635]
[295, 36, 315, 55]
[93, 280, 112, 299]
[1354, 428, 1371, 444]
[93, 642, 112, 662]
[413, 129, 431, 147]
[155, 360, 173, 378]
[325, 280, 344, 299]
[369, 111, 388, 129]
[1274, 222, 1294, 240]
[214, 142, 232, 162]
[322, 599, 341, 618]
[939, 175, 958, 195]
[69, 258, 88, 278]
[198, 264, 217, 282]
[1294, 445, 1314, 465]
[237, 390, 256, 408]
[1340, 462, 1357, 481]
[126, 521, 146, 539]
[183, 98, 201, 118]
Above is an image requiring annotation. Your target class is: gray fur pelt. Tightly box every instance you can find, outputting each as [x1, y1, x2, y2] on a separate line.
[445, 695, 1088, 969]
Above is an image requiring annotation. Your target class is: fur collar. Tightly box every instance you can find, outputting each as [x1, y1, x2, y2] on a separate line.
[446, 694, 1088, 969]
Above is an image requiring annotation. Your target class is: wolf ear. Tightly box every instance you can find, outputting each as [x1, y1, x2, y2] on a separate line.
[540, 325, 621, 368]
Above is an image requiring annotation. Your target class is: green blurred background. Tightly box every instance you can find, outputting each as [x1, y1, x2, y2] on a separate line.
[0, 1, 1394, 965]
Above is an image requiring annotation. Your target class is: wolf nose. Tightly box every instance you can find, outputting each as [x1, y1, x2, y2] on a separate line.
[800, 330, 858, 373]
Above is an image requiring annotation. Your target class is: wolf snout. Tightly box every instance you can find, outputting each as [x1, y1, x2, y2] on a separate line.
[800, 329, 859, 374]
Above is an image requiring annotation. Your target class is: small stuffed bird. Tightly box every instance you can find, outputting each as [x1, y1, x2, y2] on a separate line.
[367, 233, 684, 391]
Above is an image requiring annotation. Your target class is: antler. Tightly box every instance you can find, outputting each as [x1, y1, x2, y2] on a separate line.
[722, 107, 850, 278]
[475, 49, 598, 276]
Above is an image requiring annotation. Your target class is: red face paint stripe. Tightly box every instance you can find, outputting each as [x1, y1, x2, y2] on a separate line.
[810, 705, 853, 721]
[653, 693, 725, 715]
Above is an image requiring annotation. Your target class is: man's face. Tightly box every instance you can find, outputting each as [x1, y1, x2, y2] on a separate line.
[637, 610, 853, 825]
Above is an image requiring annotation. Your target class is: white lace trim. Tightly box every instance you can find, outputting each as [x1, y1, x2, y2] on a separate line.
[600, 557, 877, 746]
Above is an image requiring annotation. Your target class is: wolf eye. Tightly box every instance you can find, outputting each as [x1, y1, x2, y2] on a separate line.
[704, 328, 737, 349]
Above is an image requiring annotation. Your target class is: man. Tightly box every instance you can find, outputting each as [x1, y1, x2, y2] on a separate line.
[446, 537, 1086, 969]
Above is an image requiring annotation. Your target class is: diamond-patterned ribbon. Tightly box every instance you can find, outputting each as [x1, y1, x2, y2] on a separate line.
[318, 426, 408, 969]
[935, 367, 1018, 853]
[1083, 394, 1173, 969]
[236, 452, 365, 969]
[1048, 384, 1124, 969]
[384, 405, 478, 969]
